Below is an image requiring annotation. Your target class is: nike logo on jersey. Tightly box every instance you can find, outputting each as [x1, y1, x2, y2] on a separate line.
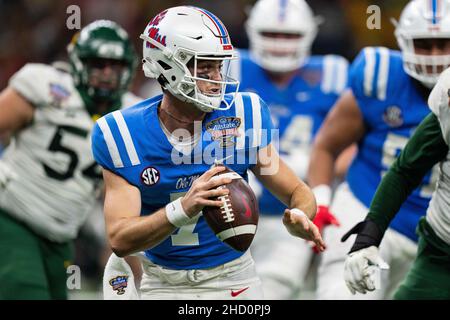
[231, 287, 249, 297]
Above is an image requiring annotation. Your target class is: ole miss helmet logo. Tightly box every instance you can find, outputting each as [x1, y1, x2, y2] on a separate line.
[146, 10, 168, 48]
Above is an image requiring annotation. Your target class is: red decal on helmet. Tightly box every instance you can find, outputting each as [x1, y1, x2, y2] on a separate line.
[146, 27, 167, 48]
[148, 9, 168, 27]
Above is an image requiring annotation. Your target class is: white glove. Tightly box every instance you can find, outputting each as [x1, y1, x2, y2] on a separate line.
[344, 246, 389, 295]
[0, 162, 17, 188]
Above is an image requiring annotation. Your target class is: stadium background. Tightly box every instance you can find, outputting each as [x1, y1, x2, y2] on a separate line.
[0, 0, 409, 299]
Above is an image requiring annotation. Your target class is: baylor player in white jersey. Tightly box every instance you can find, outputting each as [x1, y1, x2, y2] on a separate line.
[0, 20, 140, 300]
[343, 68, 450, 299]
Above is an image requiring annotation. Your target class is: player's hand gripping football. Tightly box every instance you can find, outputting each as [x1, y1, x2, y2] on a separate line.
[180, 166, 232, 218]
[283, 208, 326, 252]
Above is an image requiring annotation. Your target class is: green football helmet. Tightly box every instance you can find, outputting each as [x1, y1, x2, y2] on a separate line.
[67, 20, 137, 117]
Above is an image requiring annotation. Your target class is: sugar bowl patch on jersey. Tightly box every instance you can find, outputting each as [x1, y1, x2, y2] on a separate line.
[91, 92, 273, 270]
[205, 116, 241, 148]
[49, 83, 71, 107]
[10, 63, 78, 109]
[109, 276, 129, 295]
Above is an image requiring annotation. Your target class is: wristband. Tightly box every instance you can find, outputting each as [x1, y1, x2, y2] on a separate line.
[341, 219, 384, 253]
[312, 184, 332, 207]
[290, 208, 309, 220]
[165, 198, 190, 227]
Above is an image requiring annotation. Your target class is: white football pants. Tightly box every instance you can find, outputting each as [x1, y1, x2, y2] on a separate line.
[316, 183, 417, 300]
[140, 251, 263, 300]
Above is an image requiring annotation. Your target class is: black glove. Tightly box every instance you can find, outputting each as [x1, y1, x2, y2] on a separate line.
[341, 219, 384, 254]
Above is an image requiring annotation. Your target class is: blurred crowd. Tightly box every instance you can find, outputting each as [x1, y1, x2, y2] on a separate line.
[0, 0, 409, 296]
[0, 0, 409, 90]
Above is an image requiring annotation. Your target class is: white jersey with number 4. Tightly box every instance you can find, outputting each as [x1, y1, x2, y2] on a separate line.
[0, 63, 141, 242]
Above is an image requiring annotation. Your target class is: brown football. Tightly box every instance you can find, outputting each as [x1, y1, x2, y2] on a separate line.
[202, 165, 259, 252]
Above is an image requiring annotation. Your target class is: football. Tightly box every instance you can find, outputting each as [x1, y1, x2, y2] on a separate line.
[202, 165, 259, 252]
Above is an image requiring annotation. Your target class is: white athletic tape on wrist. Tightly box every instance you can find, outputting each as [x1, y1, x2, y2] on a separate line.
[290, 208, 308, 219]
[210, 172, 242, 183]
[165, 198, 190, 228]
[312, 184, 332, 207]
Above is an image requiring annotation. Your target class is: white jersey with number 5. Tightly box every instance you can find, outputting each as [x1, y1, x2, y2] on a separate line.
[0, 63, 141, 242]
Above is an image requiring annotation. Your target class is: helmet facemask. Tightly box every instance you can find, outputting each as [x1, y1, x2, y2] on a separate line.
[247, 29, 315, 72]
[181, 52, 240, 112]
[67, 20, 137, 116]
[81, 57, 130, 103]
[245, 0, 319, 73]
[397, 35, 450, 88]
[141, 34, 240, 112]
[393, 0, 450, 88]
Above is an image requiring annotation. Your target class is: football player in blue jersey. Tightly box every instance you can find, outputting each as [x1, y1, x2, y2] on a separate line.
[92, 6, 325, 300]
[308, 0, 450, 299]
[227, 0, 349, 299]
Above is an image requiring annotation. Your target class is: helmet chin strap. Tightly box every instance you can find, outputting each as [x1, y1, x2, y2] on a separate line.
[195, 92, 222, 112]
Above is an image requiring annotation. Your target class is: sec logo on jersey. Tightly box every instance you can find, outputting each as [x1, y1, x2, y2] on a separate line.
[141, 166, 160, 186]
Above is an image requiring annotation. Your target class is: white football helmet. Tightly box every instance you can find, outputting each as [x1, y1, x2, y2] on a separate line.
[140, 6, 239, 112]
[395, 0, 450, 87]
[246, 0, 319, 72]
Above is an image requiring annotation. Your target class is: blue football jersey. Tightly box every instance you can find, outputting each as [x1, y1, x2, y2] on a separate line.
[230, 49, 348, 215]
[346, 47, 439, 242]
[91, 92, 273, 270]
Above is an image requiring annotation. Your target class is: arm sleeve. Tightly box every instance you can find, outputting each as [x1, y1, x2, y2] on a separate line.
[367, 113, 448, 232]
